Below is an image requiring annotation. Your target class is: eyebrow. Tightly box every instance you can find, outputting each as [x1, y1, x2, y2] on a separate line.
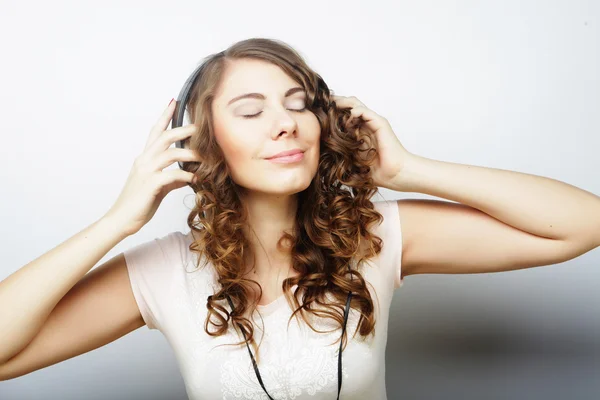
[227, 87, 306, 106]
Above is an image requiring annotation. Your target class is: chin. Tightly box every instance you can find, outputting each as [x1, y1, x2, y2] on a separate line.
[250, 176, 313, 196]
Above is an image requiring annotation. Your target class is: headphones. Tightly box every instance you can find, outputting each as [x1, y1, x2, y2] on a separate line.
[170, 61, 208, 172]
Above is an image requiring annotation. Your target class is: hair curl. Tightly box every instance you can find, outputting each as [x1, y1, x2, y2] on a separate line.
[180, 37, 385, 363]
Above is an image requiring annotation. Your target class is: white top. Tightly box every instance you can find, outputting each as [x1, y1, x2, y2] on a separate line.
[123, 200, 404, 400]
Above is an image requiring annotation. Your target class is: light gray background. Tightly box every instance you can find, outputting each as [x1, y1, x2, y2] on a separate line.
[1, 0, 599, 399]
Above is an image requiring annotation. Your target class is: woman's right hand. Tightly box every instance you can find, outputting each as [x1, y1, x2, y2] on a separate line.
[104, 99, 201, 237]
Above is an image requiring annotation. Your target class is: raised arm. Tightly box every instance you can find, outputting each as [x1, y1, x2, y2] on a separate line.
[0, 98, 202, 380]
[0, 217, 139, 380]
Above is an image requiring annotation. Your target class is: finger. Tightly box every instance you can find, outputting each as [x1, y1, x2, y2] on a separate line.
[156, 148, 201, 171]
[149, 124, 198, 154]
[348, 105, 387, 133]
[159, 169, 197, 192]
[331, 95, 365, 109]
[145, 98, 177, 149]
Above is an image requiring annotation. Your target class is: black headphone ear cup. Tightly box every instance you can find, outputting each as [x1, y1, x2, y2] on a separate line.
[172, 61, 207, 170]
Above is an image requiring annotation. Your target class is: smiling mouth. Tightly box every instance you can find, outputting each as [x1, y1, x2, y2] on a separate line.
[266, 152, 305, 164]
[265, 149, 304, 160]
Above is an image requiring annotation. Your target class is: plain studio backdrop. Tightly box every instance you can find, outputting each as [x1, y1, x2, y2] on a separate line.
[1, 0, 599, 399]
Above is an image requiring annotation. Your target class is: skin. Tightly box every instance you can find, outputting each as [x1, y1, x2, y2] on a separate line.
[210, 59, 321, 303]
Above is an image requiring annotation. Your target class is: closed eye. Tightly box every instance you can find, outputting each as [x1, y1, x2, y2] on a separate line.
[242, 108, 307, 119]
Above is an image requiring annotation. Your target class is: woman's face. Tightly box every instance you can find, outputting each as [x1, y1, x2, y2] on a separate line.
[211, 59, 321, 196]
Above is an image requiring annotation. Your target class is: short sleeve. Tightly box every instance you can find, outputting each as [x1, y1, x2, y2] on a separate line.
[123, 231, 185, 331]
[372, 200, 404, 289]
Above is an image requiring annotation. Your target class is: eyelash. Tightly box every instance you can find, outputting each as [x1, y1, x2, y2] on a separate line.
[242, 108, 307, 119]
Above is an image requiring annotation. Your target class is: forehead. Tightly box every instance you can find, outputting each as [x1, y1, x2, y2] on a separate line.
[217, 59, 300, 98]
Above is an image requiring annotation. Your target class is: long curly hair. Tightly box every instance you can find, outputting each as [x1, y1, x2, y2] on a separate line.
[180, 37, 385, 362]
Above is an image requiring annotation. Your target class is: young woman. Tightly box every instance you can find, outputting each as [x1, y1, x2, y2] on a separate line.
[1, 38, 598, 400]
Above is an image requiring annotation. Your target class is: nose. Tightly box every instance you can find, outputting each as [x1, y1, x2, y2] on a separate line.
[272, 109, 298, 138]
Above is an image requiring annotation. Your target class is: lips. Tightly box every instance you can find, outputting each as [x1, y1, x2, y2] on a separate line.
[265, 148, 304, 159]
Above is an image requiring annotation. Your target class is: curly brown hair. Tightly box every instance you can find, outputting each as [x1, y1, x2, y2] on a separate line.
[179, 37, 385, 363]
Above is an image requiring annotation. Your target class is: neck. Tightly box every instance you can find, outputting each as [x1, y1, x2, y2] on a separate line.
[239, 190, 298, 278]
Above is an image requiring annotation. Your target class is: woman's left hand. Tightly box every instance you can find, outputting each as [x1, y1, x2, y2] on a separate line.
[331, 95, 413, 189]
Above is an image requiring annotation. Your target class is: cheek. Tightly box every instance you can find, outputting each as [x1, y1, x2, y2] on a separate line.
[214, 123, 258, 165]
[226, 143, 253, 164]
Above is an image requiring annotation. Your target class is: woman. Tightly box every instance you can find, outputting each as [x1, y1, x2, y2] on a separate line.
[1, 38, 598, 400]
